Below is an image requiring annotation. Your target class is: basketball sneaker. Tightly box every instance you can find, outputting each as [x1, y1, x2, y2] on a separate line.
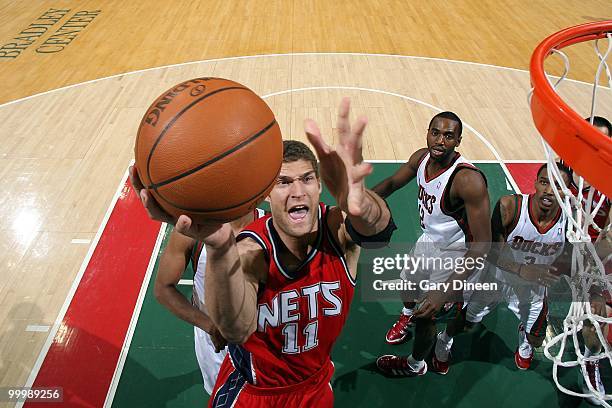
[514, 347, 533, 370]
[376, 355, 427, 377]
[385, 313, 414, 344]
[582, 360, 605, 406]
[431, 331, 452, 374]
[431, 353, 450, 375]
[515, 323, 533, 370]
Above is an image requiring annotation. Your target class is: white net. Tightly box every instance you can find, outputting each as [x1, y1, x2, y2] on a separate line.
[529, 33, 612, 406]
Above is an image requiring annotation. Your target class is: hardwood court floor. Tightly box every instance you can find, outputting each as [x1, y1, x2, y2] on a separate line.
[0, 0, 610, 104]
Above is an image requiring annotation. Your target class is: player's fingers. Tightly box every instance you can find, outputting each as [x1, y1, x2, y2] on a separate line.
[413, 300, 430, 317]
[416, 305, 434, 319]
[175, 215, 193, 235]
[544, 272, 560, 281]
[140, 189, 173, 223]
[305, 120, 332, 157]
[352, 162, 373, 182]
[129, 165, 144, 192]
[336, 97, 351, 139]
[351, 115, 368, 142]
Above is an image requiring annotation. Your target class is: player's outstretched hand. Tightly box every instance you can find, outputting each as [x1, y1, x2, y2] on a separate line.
[413, 290, 446, 319]
[304, 97, 373, 216]
[129, 165, 226, 243]
[518, 263, 560, 287]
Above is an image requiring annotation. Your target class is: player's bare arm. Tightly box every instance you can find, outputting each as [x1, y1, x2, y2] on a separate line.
[454, 168, 492, 257]
[154, 230, 227, 352]
[203, 230, 266, 344]
[372, 148, 427, 199]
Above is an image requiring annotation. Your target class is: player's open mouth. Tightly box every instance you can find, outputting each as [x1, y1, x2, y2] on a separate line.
[541, 196, 553, 207]
[288, 205, 309, 221]
[431, 148, 444, 156]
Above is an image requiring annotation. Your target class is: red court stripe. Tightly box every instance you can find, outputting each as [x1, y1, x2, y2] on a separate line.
[506, 162, 544, 194]
[25, 182, 160, 408]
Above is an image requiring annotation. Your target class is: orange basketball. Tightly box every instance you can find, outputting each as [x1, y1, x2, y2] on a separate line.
[134, 77, 283, 223]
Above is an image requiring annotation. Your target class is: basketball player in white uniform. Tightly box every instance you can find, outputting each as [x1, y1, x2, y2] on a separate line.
[374, 112, 491, 376]
[456, 163, 571, 372]
[154, 208, 264, 394]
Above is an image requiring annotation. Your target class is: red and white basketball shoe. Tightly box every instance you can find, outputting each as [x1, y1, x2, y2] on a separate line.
[431, 354, 450, 375]
[515, 323, 534, 370]
[385, 313, 414, 344]
[514, 347, 533, 370]
[376, 355, 427, 377]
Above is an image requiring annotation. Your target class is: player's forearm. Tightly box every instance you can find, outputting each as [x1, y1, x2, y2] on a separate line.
[154, 285, 215, 332]
[347, 190, 391, 236]
[204, 231, 258, 344]
[372, 179, 394, 199]
[495, 258, 522, 275]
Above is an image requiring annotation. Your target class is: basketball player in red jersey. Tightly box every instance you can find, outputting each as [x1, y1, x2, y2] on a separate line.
[131, 98, 396, 407]
[154, 209, 264, 395]
[373, 112, 491, 376]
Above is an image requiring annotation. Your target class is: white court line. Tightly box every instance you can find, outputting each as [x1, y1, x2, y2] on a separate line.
[178, 279, 193, 286]
[367, 159, 499, 164]
[103, 223, 168, 408]
[504, 159, 546, 163]
[262, 86, 521, 192]
[25, 325, 50, 333]
[0, 52, 603, 109]
[71, 238, 91, 244]
[17, 167, 139, 408]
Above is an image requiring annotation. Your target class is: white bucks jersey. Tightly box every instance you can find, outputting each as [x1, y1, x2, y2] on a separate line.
[504, 194, 566, 265]
[416, 152, 483, 245]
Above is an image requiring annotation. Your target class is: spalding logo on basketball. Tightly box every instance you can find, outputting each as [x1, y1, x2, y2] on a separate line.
[135, 77, 283, 223]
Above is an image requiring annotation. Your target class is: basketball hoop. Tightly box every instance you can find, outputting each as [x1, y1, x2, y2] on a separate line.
[529, 21, 612, 407]
[530, 21, 612, 198]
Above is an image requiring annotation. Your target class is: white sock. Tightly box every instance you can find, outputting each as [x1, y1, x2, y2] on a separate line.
[435, 331, 453, 362]
[402, 307, 414, 316]
[439, 330, 452, 343]
[407, 355, 425, 370]
[518, 338, 533, 358]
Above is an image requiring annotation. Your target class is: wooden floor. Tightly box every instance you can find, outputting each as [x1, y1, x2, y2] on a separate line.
[0, 0, 611, 398]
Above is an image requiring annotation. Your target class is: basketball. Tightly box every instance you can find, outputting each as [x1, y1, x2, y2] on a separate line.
[134, 77, 283, 223]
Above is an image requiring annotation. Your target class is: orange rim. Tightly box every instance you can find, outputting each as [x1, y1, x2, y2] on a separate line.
[530, 21, 612, 197]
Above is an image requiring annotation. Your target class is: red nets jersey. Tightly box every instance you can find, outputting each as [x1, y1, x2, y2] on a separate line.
[224, 203, 355, 388]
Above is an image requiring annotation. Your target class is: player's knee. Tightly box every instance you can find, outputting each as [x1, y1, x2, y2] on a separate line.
[527, 333, 544, 347]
